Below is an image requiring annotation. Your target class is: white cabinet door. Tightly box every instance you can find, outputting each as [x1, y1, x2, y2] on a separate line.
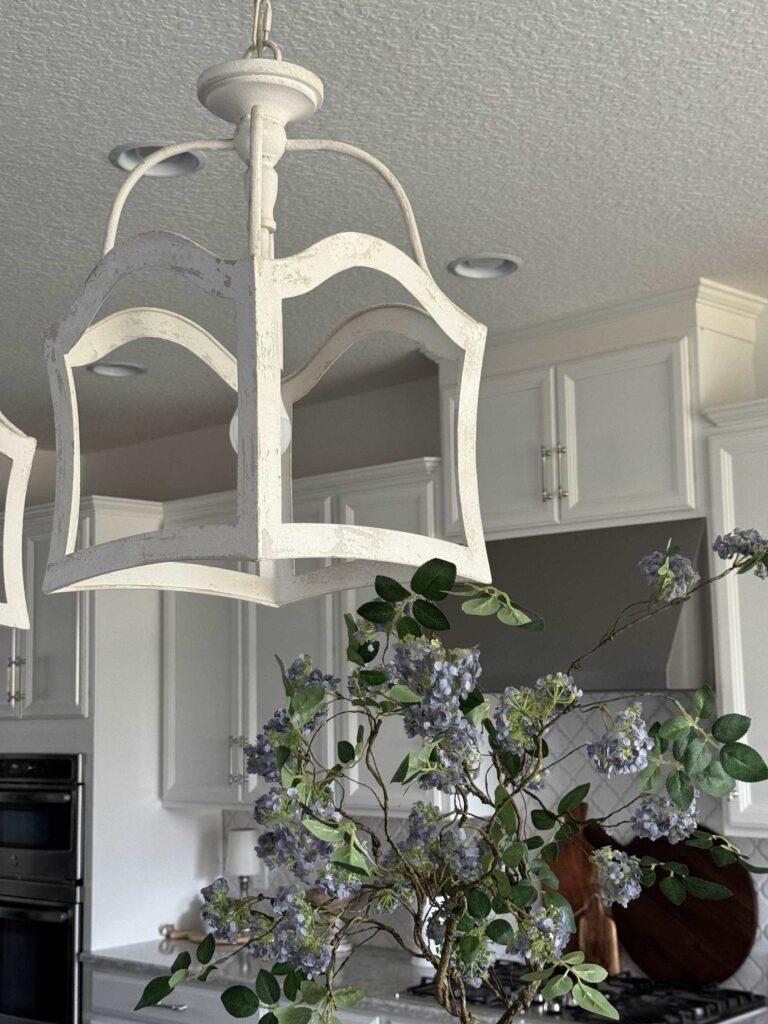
[21, 524, 89, 719]
[162, 564, 256, 807]
[337, 473, 448, 815]
[476, 367, 559, 536]
[709, 425, 768, 834]
[555, 339, 695, 523]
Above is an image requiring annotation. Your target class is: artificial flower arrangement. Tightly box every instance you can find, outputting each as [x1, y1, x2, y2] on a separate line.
[136, 529, 768, 1024]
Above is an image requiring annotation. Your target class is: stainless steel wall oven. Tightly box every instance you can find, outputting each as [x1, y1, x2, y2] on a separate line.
[0, 755, 84, 1024]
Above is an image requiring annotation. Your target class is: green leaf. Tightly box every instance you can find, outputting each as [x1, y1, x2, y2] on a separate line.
[573, 964, 609, 983]
[712, 713, 751, 743]
[261, 1014, 278, 1024]
[572, 983, 619, 1021]
[291, 684, 326, 722]
[412, 599, 450, 631]
[684, 876, 732, 900]
[502, 841, 527, 870]
[410, 558, 456, 600]
[467, 889, 492, 920]
[300, 980, 326, 1004]
[558, 783, 590, 815]
[357, 599, 395, 624]
[741, 860, 768, 874]
[169, 969, 188, 990]
[396, 616, 422, 640]
[542, 974, 574, 999]
[459, 934, 481, 961]
[684, 738, 711, 776]
[667, 770, 694, 810]
[636, 763, 662, 791]
[531, 808, 557, 830]
[171, 951, 192, 974]
[660, 875, 686, 905]
[497, 602, 544, 630]
[509, 882, 537, 907]
[462, 595, 502, 616]
[283, 971, 298, 1002]
[274, 1009, 313, 1024]
[720, 742, 768, 782]
[135, 977, 172, 1010]
[663, 860, 689, 876]
[711, 845, 738, 867]
[531, 857, 560, 889]
[520, 967, 555, 981]
[220, 987, 260, 1019]
[659, 715, 691, 742]
[303, 818, 342, 843]
[197, 965, 218, 982]
[392, 752, 418, 784]
[387, 683, 423, 704]
[486, 918, 515, 944]
[358, 669, 388, 687]
[694, 684, 716, 720]
[697, 760, 736, 796]
[561, 951, 585, 965]
[334, 987, 366, 1010]
[374, 575, 410, 602]
[196, 933, 216, 965]
[337, 739, 356, 764]
[255, 970, 281, 1006]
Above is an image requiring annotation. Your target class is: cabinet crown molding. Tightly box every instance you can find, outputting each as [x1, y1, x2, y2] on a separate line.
[704, 398, 768, 429]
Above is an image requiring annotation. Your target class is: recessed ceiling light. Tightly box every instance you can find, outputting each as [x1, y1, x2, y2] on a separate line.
[447, 253, 521, 279]
[87, 362, 147, 378]
[108, 144, 203, 178]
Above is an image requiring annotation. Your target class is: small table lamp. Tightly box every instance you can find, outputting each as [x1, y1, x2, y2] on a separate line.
[226, 828, 259, 899]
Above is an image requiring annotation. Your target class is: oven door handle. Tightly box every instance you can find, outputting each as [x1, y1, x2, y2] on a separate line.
[0, 791, 73, 804]
[0, 905, 71, 923]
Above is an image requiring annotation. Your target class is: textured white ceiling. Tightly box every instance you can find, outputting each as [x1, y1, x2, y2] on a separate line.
[2, 0, 768, 449]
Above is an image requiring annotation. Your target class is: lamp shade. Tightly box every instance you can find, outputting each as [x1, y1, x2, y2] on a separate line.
[226, 829, 258, 877]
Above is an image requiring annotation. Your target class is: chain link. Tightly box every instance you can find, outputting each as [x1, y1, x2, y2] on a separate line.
[244, 0, 283, 61]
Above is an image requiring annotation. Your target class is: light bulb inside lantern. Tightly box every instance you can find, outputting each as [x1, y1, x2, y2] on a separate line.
[229, 404, 292, 455]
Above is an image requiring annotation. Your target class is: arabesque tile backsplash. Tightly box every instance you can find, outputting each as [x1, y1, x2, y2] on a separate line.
[224, 691, 768, 993]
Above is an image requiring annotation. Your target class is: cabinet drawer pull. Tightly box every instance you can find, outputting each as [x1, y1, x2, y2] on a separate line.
[556, 444, 568, 502]
[540, 446, 553, 502]
[156, 1003, 188, 1013]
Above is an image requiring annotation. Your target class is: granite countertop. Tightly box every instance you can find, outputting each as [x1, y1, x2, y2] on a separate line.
[82, 939, 503, 1022]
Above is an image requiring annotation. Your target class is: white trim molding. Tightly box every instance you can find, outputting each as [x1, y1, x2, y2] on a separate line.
[0, 411, 36, 629]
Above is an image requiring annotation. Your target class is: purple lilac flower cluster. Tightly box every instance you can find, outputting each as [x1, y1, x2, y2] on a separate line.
[631, 794, 697, 844]
[397, 801, 485, 880]
[249, 887, 336, 977]
[590, 847, 643, 908]
[200, 877, 250, 943]
[713, 529, 768, 578]
[389, 639, 484, 793]
[510, 905, 571, 966]
[286, 654, 340, 693]
[638, 550, 700, 602]
[493, 674, 582, 756]
[426, 904, 494, 988]
[252, 788, 359, 899]
[587, 704, 654, 777]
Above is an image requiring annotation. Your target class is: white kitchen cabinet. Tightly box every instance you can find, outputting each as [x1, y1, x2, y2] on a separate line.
[451, 338, 696, 540]
[0, 510, 89, 720]
[160, 459, 442, 810]
[708, 406, 768, 834]
[555, 339, 695, 523]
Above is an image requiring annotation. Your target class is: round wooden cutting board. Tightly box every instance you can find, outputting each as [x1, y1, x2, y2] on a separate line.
[585, 827, 757, 985]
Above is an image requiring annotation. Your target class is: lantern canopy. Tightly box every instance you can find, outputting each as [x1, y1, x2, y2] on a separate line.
[44, 3, 491, 607]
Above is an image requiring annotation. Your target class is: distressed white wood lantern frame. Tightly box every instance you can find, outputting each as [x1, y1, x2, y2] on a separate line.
[0, 411, 36, 628]
[44, 25, 490, 606]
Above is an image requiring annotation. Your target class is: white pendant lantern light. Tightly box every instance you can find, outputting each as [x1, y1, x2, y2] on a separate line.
[43, 1, 491, 607]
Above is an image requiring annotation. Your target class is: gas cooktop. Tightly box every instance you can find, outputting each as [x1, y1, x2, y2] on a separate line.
[403, 961, 766, 1024]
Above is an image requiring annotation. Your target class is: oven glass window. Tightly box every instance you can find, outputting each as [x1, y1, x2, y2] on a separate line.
[0, 900, 75, 1024]
[0, 796, 73, 851]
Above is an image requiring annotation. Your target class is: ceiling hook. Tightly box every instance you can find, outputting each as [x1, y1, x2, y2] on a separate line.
[244, 0, 283, 60]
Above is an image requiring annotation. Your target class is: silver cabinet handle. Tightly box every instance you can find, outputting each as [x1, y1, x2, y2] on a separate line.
[540, 446, 553, 502]
[156, 1004, 188, 1013]
[6, 656, 24, 705]
[556, 444, 568, 499]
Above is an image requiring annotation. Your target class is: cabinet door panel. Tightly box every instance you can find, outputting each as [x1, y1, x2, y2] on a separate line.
[556, 339, 695, 522]
[709, 427, 768, 834]
[162, 562, 252, 806]
[476, 368, 558, 535]
[23, 526, 88, 719]
[338, 478, 447, 814]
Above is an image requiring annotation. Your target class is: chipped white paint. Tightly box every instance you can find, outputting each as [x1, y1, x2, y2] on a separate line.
[44, 50, 490, 606]
[0, 412, 36, 629]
